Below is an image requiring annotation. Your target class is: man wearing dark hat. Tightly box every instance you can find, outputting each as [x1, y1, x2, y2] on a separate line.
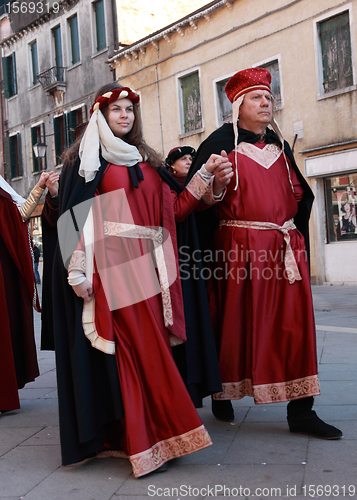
[186, 67, 342, 439]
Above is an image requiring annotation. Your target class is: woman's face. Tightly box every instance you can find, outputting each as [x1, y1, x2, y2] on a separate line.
[104, 98, 135, 138]
[344, 202, 351, 214]
[172, 154, 193, 177]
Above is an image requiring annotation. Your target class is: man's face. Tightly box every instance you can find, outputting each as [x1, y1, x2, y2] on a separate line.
[238, 90, 273, 133]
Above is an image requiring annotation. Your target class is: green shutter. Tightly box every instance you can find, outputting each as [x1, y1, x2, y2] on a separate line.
[31, 42, 39, 85]
[3, 136, 11, 179]
[54, 117, 62, 164]
[53, 26, 63, 68]
[11, 52, 17, 95]
[9, 136, 17, 178]
[94, 0, 106, 51]
[2, 57, 10, 98]
[16, 133, 23, 176]
[42, 123, 47, 170]
[68, 111, 77, 146]
[69, 16, 80, 64]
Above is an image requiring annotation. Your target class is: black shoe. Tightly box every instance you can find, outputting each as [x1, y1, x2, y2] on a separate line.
[287, 410, 343, 440]
[212, 398, 234, 422]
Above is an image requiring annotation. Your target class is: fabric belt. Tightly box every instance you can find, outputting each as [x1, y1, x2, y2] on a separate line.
[219, 218, 302, 284]
[103, 221, 173, 326]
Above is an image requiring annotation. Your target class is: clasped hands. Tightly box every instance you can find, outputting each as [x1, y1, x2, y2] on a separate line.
[37, 171, 60, 197]
[204, 150, 233, 196]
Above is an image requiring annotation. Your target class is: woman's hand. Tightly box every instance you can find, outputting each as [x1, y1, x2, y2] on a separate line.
[205, 150, 232, 174]
[45, 171, 60, 197]
[72, 279, 93, 303]
[37, 171, 49, 189]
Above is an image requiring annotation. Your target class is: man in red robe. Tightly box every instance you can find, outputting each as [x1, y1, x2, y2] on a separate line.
[187, 68, 342, 440]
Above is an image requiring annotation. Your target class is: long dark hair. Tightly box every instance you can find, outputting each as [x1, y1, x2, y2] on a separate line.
[62, 82, 163, 169]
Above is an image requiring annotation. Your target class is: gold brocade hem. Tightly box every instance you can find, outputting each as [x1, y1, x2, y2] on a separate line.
[129, 425, 212, 478]
[214, 375, 321, 404]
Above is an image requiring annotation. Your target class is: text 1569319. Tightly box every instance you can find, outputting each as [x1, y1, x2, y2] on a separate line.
[5, 2, 60, 14]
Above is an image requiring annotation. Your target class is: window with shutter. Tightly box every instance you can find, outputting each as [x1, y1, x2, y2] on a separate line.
[68, 109, 83, 146]
[69, 15, 80, 65]
[2, 53, 17, 98]
[319, 11, 353, 93]
[4, 134, 22, 179]
[178, 71, 203, 136]
[258, 60, 282, 109]
[52, 25, 63, 81]
[30, 41, 39, 86]
[216, 78, 232, 125]
[93, 0, 106, 52]
[54, 115, 66, 165]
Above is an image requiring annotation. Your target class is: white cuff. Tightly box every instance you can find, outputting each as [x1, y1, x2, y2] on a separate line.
[68, 270, 86, 286]
[198, 164, 213, 184]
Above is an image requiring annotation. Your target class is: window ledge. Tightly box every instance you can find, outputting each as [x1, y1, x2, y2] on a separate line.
[7, 94, 18, 101]
[67, 61, 82, 71]
[10, 176, 22, 181]
[56, 164, 63, 170]
[29, 83, 41, 91]
[317, 84, 357, 100]
[179, 127, 205, 139]
[91, 47, 108, 59]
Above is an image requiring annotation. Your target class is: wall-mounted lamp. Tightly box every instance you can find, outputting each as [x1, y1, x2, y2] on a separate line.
[33, 142, 48, 158]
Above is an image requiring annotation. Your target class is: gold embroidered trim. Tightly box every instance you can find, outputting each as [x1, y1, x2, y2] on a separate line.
[236, 142, 282, 170]
[68, 250, 86, 273]
[186, 171, 209, 200]
[214, 375, 321, 404]
[219, 218, 302, 284]
[130, 425, 212, 478]
[103, 221, 173, 327]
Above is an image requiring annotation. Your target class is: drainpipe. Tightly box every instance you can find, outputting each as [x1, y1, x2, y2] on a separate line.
[155, 65, 164, 156]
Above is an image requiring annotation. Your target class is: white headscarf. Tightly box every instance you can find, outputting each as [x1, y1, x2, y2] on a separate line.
[79, 109, 143, 183]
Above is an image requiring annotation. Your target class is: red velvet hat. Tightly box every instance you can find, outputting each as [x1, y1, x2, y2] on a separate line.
[225, 67, 272, 103]
[90, 87, 140, 115]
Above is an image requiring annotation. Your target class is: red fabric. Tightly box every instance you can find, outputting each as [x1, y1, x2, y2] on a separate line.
[0, 264, 20, 411]
[211, 143, 319, 403]
[0, 189, 39, 410]
[90, 163, 210, 474]
[225, 67, 272, 103]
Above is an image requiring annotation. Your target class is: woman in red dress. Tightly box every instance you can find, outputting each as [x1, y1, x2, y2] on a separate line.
[51, 84, 232, 477]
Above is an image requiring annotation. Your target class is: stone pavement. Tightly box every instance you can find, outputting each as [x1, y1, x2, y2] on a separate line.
[0, 285, 356, 500]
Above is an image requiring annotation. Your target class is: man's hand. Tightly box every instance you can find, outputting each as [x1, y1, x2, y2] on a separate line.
[208, 150, 234, 196]
[45, 171, 60, 197]
[72, 279, 93, 303]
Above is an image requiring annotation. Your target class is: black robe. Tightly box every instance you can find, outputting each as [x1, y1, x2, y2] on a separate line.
[45, 157, 124, 466]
